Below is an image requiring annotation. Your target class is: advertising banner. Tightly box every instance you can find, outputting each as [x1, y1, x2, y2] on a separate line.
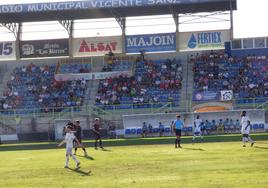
[0, 1, 228, 14]
[20, 39, 69, 58]
[73, 36, 122, 57]
[55, 70, 132, 81]
[220, 90, 233, 101]
[0, 41, 16, 60]
[193, 91, 218, 101]
[179, 29, 230, 51]
[125, 33, 176, 53]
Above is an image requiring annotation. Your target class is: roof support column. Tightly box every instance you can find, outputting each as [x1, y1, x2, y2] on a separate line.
[15, 23, 22, 60]
[229, 0, 234, 40]
[58, 19, 74, 58]
[172, 13, 179, 52]
[115, 17, 126, 54]
[0, 22, 21, 59]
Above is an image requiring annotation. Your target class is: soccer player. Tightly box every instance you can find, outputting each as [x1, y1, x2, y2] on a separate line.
[240, 111, 255, 147]
[58, 125, 81, 169]
[92, 118, 104, 150]
[192, 115, 204, 144]
[159, 122, 165, 137]
[141, 122, 148, 138]
[172, 114, 184, 148]
[73, 120, 88, 156]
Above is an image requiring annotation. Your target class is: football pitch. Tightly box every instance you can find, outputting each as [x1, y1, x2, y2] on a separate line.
[0, 134, 268, 188]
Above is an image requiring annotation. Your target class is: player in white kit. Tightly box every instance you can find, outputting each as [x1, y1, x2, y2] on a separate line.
[240, 111, 254, 147]
[58, 125, 81, 169]
[192, 115, 204, 144]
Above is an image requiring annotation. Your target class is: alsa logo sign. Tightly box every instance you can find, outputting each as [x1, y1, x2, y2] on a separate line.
[79, 40, 117, 53]
[0, 41, 16, 60]
[73, 36, 122, 56]
[188, 31, 222, 49]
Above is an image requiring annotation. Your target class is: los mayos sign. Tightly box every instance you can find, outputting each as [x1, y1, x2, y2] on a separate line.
[73, 36, 122, 57]
[179, 29, 230, 51]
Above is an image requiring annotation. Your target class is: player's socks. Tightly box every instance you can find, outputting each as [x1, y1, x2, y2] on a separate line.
[71, 154, 79, 163]
[178, 139, 181, 148]
[175, 139, 178, 148]
[99, 140, 103, 148]
[76, 162, 80, 168]
[65, 156, 69, 167]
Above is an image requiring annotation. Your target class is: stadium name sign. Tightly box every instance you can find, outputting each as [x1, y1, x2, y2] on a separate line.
[0, 0, 221, 13]
[179, 29, 230, 51]
[125, 33, 176, 53]
[73, 36, 122, 57]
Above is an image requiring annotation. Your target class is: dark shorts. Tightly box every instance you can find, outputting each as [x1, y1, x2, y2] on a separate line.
[73, 138, 82, 147]
[242, 134, 249, 138]
[93, 132, 101, 140]
[175, 129, 181, 136]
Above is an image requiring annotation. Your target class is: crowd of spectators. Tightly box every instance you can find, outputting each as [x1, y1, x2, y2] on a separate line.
[0, 64, 87, 112]
[193, 51, 268, 100]
[96, 58, 183, 107]
[59, 62, 91, 74]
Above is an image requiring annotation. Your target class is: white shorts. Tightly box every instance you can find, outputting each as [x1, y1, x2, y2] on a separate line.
[66, 147, 73, 155]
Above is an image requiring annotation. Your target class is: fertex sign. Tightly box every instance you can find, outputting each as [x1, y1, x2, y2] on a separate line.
[73, 36, 122, 57]
[179, 29, 230, 51]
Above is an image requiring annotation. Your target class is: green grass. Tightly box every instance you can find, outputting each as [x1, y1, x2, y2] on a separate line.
[0, 137, 268, 188]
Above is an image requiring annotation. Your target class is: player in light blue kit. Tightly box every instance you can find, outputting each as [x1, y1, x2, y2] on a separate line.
[172, 114, 184, 148]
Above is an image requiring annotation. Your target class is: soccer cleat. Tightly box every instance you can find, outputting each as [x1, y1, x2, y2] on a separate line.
[178, 145, 182, 148]
[243, 145, 246, 147]
[64, 166, 69, 168]
[76, 162, 81, 169]
[100, 147, 104, 150]
[95, 147, 98, 150]
[251, 142, 255, 147]
[73, 153, 76, 155]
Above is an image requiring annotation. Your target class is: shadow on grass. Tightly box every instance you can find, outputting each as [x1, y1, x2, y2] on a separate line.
[100, 148, 112, 152]
[67, 167, 91, 176]
[77, 154, 95, 160]
[254, 146, 268, 150]
[183, 147, 205, 151]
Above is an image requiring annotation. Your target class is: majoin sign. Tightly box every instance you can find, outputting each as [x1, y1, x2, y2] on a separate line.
[73, 36, 122, 57]
[125, 33, 176, 53]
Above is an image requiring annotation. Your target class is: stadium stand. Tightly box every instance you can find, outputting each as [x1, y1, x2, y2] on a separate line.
[193, 52, 268, 104]
[96, 58, 182, 110]
[58, 62, 92, 74]
[1, 64, 87, 113]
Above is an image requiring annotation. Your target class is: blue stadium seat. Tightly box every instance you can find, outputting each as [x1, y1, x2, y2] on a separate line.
[130, 128, 137, 134]
[153, 128, 159, 133]
[164, 127, 171, 133]
[125, 129, 131, 135]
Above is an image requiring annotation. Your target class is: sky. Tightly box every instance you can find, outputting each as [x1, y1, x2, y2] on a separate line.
[0, 0, 267, 41]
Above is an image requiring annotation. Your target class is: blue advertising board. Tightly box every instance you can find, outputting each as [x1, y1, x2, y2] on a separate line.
[125, 33, 176, 53]
[0, 0, 226, 14]
[193, 91, 219, 101]
[20, 39, 69, 58]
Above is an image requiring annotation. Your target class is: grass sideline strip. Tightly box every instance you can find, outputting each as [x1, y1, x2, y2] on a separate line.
[0, 133, 267, 151]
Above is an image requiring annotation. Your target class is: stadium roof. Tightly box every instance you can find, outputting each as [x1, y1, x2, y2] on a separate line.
[0, 0, 236, 23]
